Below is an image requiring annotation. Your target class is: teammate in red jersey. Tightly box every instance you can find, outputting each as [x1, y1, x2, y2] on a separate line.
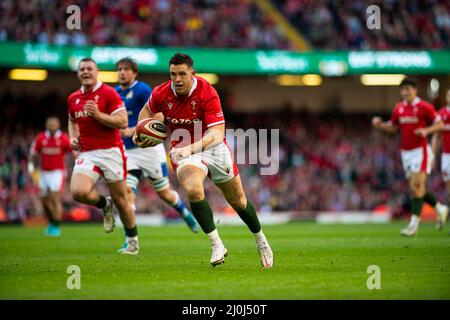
[431, 87, 450, 230]
[133, 53, 273, 267]
[372, 78, 447, 236]
[29, 117, 72, 236]
[68, 57, 138, 254]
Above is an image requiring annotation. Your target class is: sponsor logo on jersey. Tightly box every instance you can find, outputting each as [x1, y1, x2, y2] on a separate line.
[42, 147, 62, 155]
[399, 116, 418, 124]
[74, 110, 92, 118]
[165, 116, 201, 124]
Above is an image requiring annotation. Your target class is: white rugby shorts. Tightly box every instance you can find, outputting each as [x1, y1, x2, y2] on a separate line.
[40, 169, 66, 196]
[441, 153, 450, 182]
[126, 144, 170, 192]
[171, 142, 239, 184]
[73, 147, 127, 183]
[400, 144, 433, 178]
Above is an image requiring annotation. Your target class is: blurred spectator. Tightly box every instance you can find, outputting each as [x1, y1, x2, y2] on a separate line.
[275, 0, 450, 49]
[0, 0, 292, 50]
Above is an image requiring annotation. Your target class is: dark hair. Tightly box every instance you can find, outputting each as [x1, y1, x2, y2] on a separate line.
[78, 57, 97, 67]
[169, 53, 194, 68]
[399, 78, 417, 88]
[116, 57, 138, 73]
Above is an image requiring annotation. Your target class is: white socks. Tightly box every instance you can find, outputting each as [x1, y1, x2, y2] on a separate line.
[409, 215, 420, 228]
[126, 236, 138, 242]
[253, 230, 267, 245]
[207, 229, 223, 247]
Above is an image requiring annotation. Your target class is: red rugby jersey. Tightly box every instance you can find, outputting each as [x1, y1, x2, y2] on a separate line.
[438, 106, 450, 154]
[389, 97, 440, 150]
[30, 130, 71, 171]
[67, 81, 125, 152]
[147, 76, 226, 148]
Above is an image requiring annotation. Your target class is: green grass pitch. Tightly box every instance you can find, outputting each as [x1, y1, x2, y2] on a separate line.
[0, 222, 449, 299]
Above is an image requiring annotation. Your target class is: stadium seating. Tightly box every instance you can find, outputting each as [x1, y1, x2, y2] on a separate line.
[0, 0, 291, 49]
[273, 0, 450, 49]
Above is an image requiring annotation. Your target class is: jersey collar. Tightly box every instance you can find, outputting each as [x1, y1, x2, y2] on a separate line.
[403, 97, 421, 106]
[81, 81, 102, 94]
[129, 80, 139, 89]
[45, 129, 62, 138]
[170, 77, 198, 97]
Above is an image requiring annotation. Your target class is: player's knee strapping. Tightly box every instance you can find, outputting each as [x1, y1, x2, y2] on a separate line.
[152, 177, 170, 192]
[126, 171, 141, 194]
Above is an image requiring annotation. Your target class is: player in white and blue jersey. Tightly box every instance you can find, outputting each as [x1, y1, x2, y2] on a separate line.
[115, 58, 199, 254]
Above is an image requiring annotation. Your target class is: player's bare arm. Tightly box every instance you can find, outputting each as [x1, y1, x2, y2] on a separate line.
[170, 124, 225, 161]
[132, 101, 164, 148]
[120, 126, 136, 138]
[84, 100, 128, 129]
[68, 117, 81, 151]
[414, 119, 444, 138]
[27, 153, 39, 177]
[431, 131, 443, 156]
[372, 116, 399, 134]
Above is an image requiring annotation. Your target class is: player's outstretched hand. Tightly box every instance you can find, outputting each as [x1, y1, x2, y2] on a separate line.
[70, 137, 80, 151]
[132, 133, 158, 148]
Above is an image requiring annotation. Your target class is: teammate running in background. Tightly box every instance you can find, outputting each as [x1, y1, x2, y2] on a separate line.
[68, 57, 138, 254]
[134, 53, 273, 267]
[29, 117, 72, 236]
[372, 78, 448, 236]
[115, 58, 198, 253]
[431, 87, 450, 230]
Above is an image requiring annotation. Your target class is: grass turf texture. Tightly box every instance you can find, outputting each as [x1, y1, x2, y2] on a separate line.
[0, 222, 449, 299]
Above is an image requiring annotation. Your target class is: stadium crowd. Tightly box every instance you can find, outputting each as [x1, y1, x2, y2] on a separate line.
[0, 0, 291, 49]
[0, 90, 447, 222]
[275, 0, 450, 49]
[1, 0, 449, 50]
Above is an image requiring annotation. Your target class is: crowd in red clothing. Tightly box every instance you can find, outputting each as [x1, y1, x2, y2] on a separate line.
[275, 0, 450, 49]
[0, 0, 291, 49]
[1, 91, 447, 222]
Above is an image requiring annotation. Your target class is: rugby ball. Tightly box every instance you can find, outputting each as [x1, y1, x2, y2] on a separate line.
[136, 118, 168, 145]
